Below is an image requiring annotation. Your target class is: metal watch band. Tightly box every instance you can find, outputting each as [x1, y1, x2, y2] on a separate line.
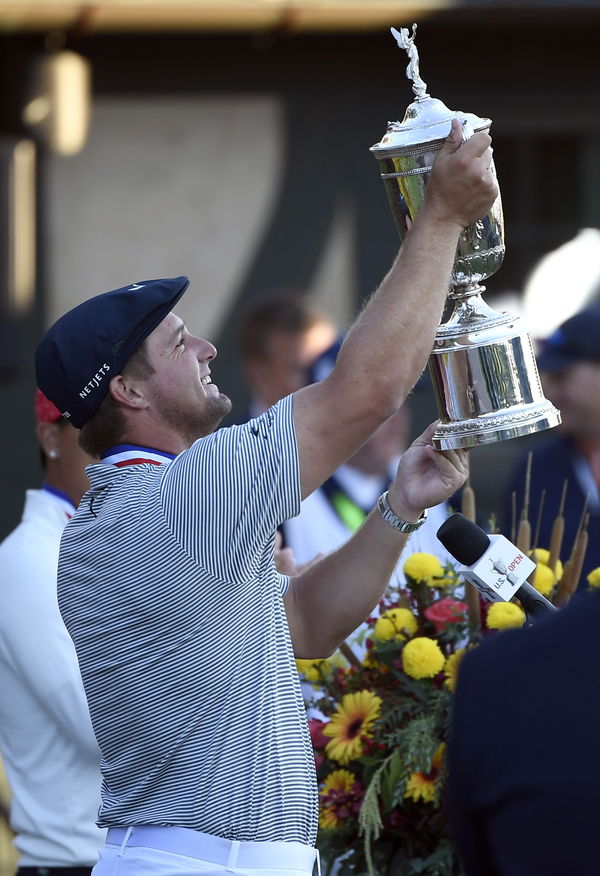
[377, 491, 428, 533]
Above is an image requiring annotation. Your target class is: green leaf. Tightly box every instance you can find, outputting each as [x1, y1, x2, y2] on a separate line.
[380, 749, 403, 811]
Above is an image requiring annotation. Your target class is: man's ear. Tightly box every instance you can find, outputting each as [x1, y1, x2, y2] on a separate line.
[108, 374, 149, 412]
[36, 421, 61, 459]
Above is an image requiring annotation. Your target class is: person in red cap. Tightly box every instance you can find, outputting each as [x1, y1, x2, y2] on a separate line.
[0, 390, 104, 876]
[34, 121, 497, 876]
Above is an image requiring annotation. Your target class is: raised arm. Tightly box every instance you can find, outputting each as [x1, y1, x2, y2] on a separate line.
[294, 119, 497, 498]
[285, 421, 469, 657]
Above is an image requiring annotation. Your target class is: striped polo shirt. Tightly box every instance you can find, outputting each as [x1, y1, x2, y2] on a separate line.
[57, 396, 318, 845]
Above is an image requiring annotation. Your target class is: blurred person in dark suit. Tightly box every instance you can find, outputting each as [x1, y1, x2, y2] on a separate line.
[0, 390, 104, 876]
[503, 305, 600, 587]
[448, 591, 600, 875]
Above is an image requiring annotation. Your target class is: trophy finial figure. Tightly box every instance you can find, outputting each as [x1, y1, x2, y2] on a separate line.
[391, 24, 428, 99]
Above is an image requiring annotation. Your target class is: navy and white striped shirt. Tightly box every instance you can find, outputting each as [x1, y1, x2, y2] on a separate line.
[58, 396, 318, 844]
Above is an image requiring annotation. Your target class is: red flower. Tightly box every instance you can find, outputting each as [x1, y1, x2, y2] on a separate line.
[424, 597, 468, 631]
[308, 718, 329, 750]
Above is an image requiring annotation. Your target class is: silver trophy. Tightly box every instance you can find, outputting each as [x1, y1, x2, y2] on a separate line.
[370, 25, 560, 449]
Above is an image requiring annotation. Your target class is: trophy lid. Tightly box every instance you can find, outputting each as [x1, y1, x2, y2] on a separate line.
[370, 25, 490, 158]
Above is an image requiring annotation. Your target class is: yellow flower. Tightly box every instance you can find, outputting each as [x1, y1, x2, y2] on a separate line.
[404, 743, 446, 804]
[296, 658, 326, 683]
[322, 769, 356, 793]
[373, 607, 418, 642]
[532, 563, 555, 597]
[403, 553, 445, 587]
[587, 567, 600, 590]
[444, 648, 467, 692]
[319, 769, 356, 829]
[296, 652, 346, 685]
[402, 637, 445, 680]
[323, 690, 382, 765]
[487, 602, 526, 630]
[532, 548, 563, 581]
[361, 649, 386, 670]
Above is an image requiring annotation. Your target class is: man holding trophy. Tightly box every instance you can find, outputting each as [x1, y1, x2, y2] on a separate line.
[35, 47, 498, 876]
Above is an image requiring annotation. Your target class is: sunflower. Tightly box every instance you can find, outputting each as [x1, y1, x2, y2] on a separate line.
[323, 690, 382, 765]
[319, 769, 358, 829]
[404, 743, 446, 804]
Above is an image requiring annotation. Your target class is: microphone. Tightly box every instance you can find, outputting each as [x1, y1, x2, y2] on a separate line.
[437, 513, 558, 618]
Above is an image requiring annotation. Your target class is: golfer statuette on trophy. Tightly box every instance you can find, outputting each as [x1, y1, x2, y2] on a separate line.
[370, 24, 561, 449]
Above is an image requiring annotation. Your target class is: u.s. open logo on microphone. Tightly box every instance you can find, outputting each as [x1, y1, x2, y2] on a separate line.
[489, 554, 524, 590]
[507, 553, 525, 573]
[463, 537, 536, 604]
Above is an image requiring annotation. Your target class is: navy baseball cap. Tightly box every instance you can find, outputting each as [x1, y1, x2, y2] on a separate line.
[537, 304, 600, 374]
[35, 276, 189, 428]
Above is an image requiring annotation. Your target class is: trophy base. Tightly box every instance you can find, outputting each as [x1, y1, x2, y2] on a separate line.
[432, 401, 561, 450]
[429, 294, 561, 450]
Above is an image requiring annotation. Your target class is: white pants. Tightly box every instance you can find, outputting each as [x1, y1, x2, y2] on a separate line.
[92, 826, 319, 876]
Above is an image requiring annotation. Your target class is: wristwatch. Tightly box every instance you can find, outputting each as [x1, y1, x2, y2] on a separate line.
[377, 491, 428, 533]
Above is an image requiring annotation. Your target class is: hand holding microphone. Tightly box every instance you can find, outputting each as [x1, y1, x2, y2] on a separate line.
[437, 513, 557, 619]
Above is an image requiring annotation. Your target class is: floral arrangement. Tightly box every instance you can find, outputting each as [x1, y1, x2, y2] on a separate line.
[297, 552, 476, 876]
[298, 528, 600, 876]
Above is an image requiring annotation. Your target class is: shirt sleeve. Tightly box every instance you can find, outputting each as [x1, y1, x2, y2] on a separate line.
[161, 394, 301, 582]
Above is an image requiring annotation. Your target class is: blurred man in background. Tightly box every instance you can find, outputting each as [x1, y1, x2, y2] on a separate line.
[504, 305, 600, 587]
[282, 339, 452, 579]
[0, 391, 104, 876]
[237, 310, 451, 583]
[236, 292, 336, 420]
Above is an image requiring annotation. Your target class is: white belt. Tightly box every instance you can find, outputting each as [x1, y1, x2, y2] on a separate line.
[106, 826, 318, 872]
